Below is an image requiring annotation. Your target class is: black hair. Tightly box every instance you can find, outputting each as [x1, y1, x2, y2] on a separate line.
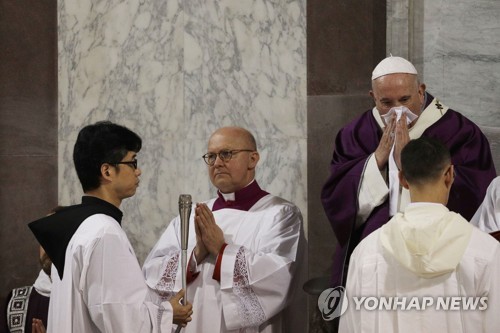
[401, 136, 450, 185]
[73, 121, 142, 192]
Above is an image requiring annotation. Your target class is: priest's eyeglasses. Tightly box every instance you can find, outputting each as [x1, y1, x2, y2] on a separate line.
[202, 149, 254, 166]
[110, 159, 138, 170]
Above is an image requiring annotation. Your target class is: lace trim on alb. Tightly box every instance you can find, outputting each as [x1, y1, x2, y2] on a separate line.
[233, 247, 266, 327]
[155, 251, 180, 301]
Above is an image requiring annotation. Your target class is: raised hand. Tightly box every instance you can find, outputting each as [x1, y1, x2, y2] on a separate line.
[194, 203, 225, 257]
[194, 204, 209, 262]
[32, 318, 46, 333]
[375, 113, 396, 170]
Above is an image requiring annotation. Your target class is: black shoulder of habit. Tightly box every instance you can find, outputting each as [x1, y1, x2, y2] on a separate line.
[28, 196, 123, 280]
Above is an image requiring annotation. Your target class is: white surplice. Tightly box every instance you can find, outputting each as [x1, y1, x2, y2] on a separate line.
[471, 176, 500, 233]
[33, 269, 51, 297]
[340, 203, 500, 333]
[143, 194, 306, 333]
[48, 213, 174, 333]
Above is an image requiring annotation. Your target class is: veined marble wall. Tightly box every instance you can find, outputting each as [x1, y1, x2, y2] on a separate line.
[58, 0, 307, 263]
[387, 0, 500, 126]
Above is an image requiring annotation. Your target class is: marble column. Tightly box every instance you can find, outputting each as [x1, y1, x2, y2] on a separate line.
[307, 1, 387, 331]
[58, 0, 306, 263]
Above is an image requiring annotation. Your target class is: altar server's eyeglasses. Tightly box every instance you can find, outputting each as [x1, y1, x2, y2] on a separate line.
[202, 149, 254, 166]
[110, 159, 138, 170]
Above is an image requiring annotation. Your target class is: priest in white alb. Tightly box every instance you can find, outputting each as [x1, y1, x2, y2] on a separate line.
[339, 137, 500, 333]
[143, 127, 307, 333]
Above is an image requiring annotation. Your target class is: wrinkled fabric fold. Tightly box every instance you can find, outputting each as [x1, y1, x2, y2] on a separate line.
[380, 203, 473, 278]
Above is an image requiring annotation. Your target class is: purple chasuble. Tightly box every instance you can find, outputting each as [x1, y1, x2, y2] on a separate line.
[212, 181, 269, 212]
[321, 92, 497, 287]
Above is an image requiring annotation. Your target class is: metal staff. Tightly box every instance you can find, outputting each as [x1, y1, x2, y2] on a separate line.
[175, 194, 192, 333]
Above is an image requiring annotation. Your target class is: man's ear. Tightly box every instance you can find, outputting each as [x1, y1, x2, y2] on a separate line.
[444, 164, 454, 189]
[248, 151, 260, 170]
[399, 170, 410, 189]
[418, 83, 426, 101]
[101, 164, 113, 180]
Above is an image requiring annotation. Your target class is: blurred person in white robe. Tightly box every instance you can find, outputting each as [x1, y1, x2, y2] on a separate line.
[29, 121, 192, 332]
[143, 127, 307, 333]
[471, 176, 500, 234]
[339, 137, 500, 333]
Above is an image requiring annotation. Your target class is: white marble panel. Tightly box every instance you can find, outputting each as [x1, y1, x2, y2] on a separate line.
[59, 0, 186, 262]
[387, 0, 500, 127]
[257, 137, 307, 232]
[386, 0, 410, 59]
[59, 0, 307, 263]
[58, 0, 184, 141]
[421, 0, 500, 126]
[183, 0, 307, 140]
[58, 139, 84, 205]
[122, 139, 208, 263]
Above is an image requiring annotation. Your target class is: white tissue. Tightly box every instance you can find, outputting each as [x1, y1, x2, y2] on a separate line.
[381, 106, 418, 125]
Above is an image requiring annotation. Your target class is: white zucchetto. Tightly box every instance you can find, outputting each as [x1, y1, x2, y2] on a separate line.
[372, 56, 418, 80]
